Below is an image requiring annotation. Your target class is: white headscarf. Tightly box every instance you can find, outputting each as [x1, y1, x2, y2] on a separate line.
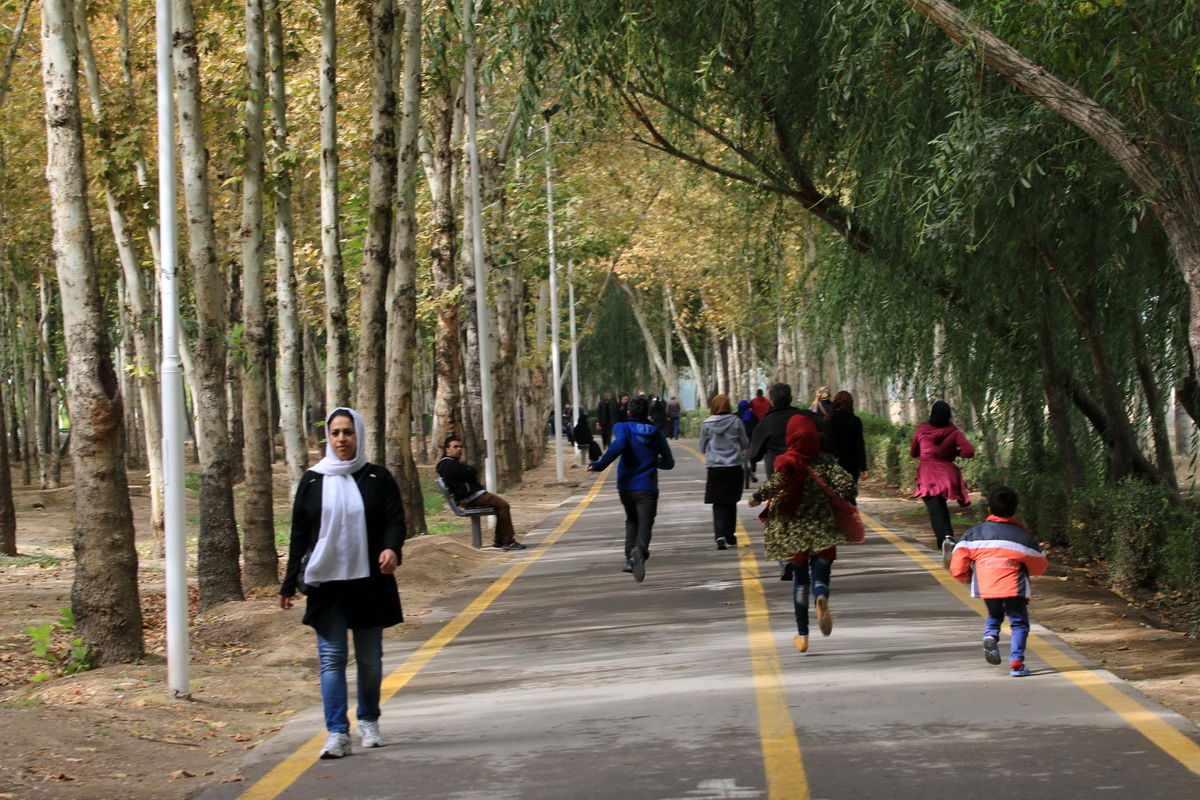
[302, 407, 370, 586]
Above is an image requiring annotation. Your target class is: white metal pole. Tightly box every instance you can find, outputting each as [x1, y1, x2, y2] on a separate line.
[462, 0, 496, 493]
[544, 111, 564, 482]
[568, 257, 580, 427]
[156, 0, 189, 699]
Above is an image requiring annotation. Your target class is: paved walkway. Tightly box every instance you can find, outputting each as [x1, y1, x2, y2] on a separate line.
[200, 442, 1200, 800]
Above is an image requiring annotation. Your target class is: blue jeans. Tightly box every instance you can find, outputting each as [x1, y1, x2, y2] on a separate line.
[314, 605, 384, 733]
[789, 556, 833, 636]
[984, 597, 1030, 663]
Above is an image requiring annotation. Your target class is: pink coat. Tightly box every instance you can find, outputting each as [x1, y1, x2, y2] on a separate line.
[910, 423, 974, 505]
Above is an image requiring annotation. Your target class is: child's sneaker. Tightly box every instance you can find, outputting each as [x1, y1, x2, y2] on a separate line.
[1009, 660, 1030, 677]
[793, 634, 808, 653]
[982, 635, 1001, 665]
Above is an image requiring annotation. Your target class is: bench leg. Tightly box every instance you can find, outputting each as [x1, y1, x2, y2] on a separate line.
[471, 517, 482, 549]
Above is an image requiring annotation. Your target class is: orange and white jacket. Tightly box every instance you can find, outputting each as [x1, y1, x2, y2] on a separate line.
[950, 516, 1047, 599]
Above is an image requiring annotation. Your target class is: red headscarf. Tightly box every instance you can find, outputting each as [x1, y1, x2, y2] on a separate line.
[765, 415, 863, 542]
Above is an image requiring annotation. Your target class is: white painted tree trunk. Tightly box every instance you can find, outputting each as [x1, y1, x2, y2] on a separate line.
[320, 0, 349, 409]
[40, 0, 143, 662]
[265, 0, 306, 487]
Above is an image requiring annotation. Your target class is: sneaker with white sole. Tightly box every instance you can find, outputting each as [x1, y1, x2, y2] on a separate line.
[320, 732, 352, 759]
[983, 635, 1001, 665]
[359, 720, 383, 748]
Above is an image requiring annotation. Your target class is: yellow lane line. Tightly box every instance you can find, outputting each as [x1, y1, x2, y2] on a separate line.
[862, 507, 1200, 778]
[678, 442, 809, 799]
[237, 471, 611, 800]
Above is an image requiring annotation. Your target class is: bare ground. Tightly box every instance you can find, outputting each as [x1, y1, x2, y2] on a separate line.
[1, 464, 1198, 800]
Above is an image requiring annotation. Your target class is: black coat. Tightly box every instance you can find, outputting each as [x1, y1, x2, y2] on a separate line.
[597, 399, 620, 430]
[436, 455, 487, 501]
[281, 463, 406, 629]
[828, 411, 867, 477]
[749, 406, 832, 464]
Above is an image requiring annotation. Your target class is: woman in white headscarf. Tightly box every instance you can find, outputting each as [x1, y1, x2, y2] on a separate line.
[279, 407, 406, 759]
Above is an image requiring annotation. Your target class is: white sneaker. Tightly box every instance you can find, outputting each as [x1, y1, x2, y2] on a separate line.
[319, 732, 352, 759]
[359, 719, 383, 748]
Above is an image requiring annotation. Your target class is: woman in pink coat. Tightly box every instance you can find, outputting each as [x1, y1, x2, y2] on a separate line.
[910, 401, 974, 553]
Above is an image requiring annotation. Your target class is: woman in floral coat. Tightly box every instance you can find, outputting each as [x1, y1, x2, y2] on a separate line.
[750, 414, 859, 652]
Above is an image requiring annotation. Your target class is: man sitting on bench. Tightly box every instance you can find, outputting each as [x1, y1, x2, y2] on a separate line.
[436, 435, 525, 550]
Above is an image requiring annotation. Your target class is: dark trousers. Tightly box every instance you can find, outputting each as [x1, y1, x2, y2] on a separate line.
[712, 503, 738, 543]
[619, 489, 658, 559]
[465, 491, 514, 544]
[601, 427, 612, 448]
[923, 495, 954, 547]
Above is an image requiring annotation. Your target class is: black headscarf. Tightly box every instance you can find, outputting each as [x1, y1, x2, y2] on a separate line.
[929, 401, 952, 428]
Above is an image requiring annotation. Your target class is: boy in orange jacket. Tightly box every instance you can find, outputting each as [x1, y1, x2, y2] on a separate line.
[950, 486, 1048, 676]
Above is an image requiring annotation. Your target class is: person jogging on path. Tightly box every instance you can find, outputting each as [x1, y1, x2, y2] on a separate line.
[586, 395, 674, 582]
[949, 486, 1047, 676]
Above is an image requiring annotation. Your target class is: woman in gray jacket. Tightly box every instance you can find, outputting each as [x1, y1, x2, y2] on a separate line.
[698, 394, 749, 550]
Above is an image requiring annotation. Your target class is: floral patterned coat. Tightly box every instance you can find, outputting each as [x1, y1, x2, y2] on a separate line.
[755, 453, 857, 561]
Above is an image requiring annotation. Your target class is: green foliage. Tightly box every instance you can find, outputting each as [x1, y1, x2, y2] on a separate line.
[24, 608, 90, 679]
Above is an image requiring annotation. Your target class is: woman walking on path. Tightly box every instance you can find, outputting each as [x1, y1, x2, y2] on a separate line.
[910, 400, 975, 558]
[827, 391, 868, 493]
[698, 394, 748, 550]
[750, 415, 860, 653]
[737, 399, 760, 482]
[279, 407, 406, 759]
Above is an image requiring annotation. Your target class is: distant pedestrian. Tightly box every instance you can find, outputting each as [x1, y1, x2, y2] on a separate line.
[910, 400, 974, 557]
[749, 383, 832, 478]
[827, 391, 867, 493]
[597, 392, 620, 448]
[649, 395, 669, 436]
[586, 395, 674, 582]
[666, 396, 682, 439]
[810, 385, 833, 418]
[737, 399, 760, 483]
[950, 486, 1047, 677]
[749, 388, 770, 421]
[573, 411, 599, 466]
[698, 394, 748, 550]
[279, 407, 405, 759]
[749, 415, 860, 653]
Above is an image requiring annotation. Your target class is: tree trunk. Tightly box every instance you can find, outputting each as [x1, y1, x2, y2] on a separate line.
[664, 286, 705, 405]
[266, 0, 306, 488]
[239, 0, 277, 588]
[37, 275, 62, 488]
[355, 0, 397, 459]
[426, 84, 464, 440]
[41, 0, 143, 661]
[385, 0, 426, 537]
[73, 0, 165, 551]
[619, 278, 678, 397]
[320, 0, 349, 409]
[1037, 303, 1085, 489]
[174, 0, 243, 607]
[1132, 315, 1178, 493]
[0, 383, 16, 556]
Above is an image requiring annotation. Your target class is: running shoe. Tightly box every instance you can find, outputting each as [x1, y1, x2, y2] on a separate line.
[630, 548, 645, 583]
[320, 732, 352, 759]
[1010, 661, 1030, 677]
[983, 635, 1001, 665]
[716, 538, 728, 550]
[359, 720, 383, 748]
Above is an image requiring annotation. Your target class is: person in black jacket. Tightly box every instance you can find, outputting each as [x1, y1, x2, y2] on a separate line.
[827, 390, 868, 493]
[279, 407, 405, 759]
[436, 435, 525, 550]
[596, 392, 620, 448]
[749, 383, 833, 478]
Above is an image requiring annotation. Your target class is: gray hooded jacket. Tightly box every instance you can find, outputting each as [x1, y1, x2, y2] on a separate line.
[698, 413, 749, 469]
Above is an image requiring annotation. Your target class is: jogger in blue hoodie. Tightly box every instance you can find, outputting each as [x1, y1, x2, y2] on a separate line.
[587, 396, 675, 582]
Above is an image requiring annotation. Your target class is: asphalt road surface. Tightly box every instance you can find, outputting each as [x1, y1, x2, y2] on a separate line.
[201, 441, 1200, 800]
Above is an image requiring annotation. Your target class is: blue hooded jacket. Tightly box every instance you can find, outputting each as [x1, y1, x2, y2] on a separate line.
[589, 418, 674, 491]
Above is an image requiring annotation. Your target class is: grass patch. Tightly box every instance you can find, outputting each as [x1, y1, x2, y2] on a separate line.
[0, 554, 65, 568]
[427, 520, 463, 536]
[421, 477, 447, 513]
